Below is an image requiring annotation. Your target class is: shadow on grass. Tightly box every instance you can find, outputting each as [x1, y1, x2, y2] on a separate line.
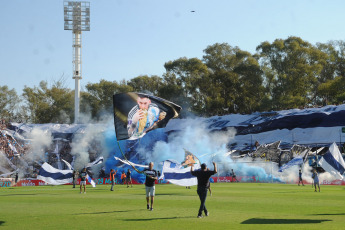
[74, 210, 134, 215]
[241, 218, 331, 224]
[273, 192, 297, 194]
[0, 221, 5, 226]
[156, 193, 180, 196]
[123, 216, 195, 221]
[313, 213, 345, 216]
[0, 194, 38, 196]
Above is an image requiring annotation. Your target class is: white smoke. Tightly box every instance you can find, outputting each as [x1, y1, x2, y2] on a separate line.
[70, 122, 108, 172]
[24, 128, 53, 164]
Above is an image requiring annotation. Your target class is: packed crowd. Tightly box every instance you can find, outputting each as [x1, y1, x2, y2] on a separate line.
[0, 120, 104, 178]
[0, 120, 28, 158]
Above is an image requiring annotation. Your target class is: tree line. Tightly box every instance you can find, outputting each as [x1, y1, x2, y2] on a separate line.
[1, 36, 345, 124]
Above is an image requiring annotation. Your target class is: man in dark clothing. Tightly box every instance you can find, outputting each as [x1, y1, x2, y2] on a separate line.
[15, 172, 19, 184]
[126, 169, 132, 188]
[80, 168, 87, 194]
[298, 169, 304, 186]
[143, 162, 158, 211]
[231, 169, 239, 182]
[72, 170, 78, 188]
[191, 162, 217, 218]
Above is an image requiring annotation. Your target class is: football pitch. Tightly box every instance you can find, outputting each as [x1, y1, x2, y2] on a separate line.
[1, 183, 345, 230]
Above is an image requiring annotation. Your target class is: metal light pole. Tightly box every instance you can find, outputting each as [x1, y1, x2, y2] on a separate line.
[64, 1, 90, 123]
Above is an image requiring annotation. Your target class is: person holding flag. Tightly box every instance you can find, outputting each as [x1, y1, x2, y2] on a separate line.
[143, 162, 158, 211]
[80, 168, 87, 194]
[191, 162, 217, 218]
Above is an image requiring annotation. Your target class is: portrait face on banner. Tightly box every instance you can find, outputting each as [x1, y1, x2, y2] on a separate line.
[113, 92, 181, 140]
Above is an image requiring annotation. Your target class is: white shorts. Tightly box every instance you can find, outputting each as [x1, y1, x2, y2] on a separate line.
[145, 186, 155, 197]
[80, 181, 86, 185]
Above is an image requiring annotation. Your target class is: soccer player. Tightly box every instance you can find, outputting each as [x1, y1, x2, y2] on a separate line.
[298, 169, 304, 186]
[191, 162, 217, 218]
[110, 169, 117, 191]
[312, 169, 320, 192]
[143, 162, 158, 211]
[80, 168, 87, 194]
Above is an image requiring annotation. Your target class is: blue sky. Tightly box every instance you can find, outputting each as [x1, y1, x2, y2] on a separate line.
[1, 0, 345, 94]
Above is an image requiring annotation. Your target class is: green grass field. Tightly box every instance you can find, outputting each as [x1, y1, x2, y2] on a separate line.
[1, 183, 345, 230]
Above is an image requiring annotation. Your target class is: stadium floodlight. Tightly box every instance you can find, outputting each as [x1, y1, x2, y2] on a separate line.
[64, 1, 90, 123]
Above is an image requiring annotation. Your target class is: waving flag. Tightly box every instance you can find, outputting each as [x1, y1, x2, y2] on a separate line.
[87, 156, 104, 168]
[278, 157, 304, 172]
[114, 157, 149, 168]
[181, 149, 201, 167]
[318, 143, 345, 180]
[61, 159, 73, 170]
[87, 174, 96, 187]
[113, 92, 181, 140]
[160, 160, 200, 186]
[37, 163, 72, 185]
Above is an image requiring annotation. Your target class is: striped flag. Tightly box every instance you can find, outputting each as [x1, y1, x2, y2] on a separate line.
[87, 174, 96, 187]
[318, 142, 345, 180]
[160, 160, 200, 186]
[37, 163, 72, 185]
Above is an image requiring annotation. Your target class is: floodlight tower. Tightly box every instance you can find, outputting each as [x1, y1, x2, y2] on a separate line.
[64, 1, 90, 123]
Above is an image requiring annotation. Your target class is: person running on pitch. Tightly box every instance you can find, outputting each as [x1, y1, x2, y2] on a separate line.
[143, 162, 158, 211]
[191, 162, 217, 218]
[231, 169, 239, 182]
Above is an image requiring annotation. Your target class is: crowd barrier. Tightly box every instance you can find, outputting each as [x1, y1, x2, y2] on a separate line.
[0, 178, 14, 187]
[2, 176, 345, 187]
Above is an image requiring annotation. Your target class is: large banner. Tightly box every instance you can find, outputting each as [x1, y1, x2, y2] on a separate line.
[113, 92, 181, 140]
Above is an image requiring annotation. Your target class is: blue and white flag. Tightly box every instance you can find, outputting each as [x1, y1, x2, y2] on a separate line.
[114, 156, 149, 168]
[160, 160, 200, 186]
[87, 156, 104, 168]
[87, 174, 96, 187]
[61, 159, 73, 170]
[318, 142, 345, 180]
[278, 157, 304, 172]
[37, 162, 72, 185]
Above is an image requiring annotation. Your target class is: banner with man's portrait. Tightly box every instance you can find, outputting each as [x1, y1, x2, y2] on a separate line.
[113, 92, 182, 140]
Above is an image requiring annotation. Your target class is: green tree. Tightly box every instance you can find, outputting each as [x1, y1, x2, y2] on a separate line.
[0, 85, 22, 121]
[81, 79, 133, 120]
[127, 75, 163, 95]
[257, 36, 325, 110]
[164, 57, 209, 115]
[22, 80, 74, 123]
[318, 76, 345, 105]
[203, 43, 265, 115]
[316, 41, 345, 105]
